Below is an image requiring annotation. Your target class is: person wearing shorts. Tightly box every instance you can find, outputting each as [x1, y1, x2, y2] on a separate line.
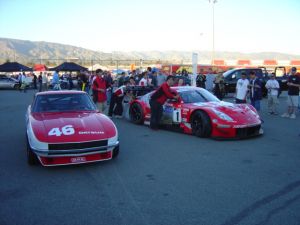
[281, 67, 300, 119]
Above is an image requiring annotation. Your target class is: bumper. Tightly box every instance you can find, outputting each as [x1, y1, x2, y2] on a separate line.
[31, 141, 119, 166]
[37, 151, 113, 166]
[211, 123, 263, 139]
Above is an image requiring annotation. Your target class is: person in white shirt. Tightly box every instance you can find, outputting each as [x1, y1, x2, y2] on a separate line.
[265, 73, 280, 115]
[42, 72, 48, 91]
[205, 68, 215, 92]
[139, 72, 148, 86]
[235, 72, 249, 103]
[20, 72, 27, 93]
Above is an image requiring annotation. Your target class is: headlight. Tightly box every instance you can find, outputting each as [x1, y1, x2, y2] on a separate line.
[246, 105, 260, 118]
[212, 109, 234, 122]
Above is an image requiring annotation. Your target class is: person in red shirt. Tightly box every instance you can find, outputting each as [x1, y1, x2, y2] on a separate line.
[92, 70, 107, 113]
[150, 76, 179, 130]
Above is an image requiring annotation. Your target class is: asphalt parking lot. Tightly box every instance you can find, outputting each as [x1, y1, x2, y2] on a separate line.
[0, 89, 300, 225]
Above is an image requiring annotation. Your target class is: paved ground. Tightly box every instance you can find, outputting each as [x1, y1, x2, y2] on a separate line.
[0, 89, 300, 225]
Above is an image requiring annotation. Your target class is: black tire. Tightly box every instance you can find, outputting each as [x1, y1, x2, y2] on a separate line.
[191, 110, 212, 138]
[26, 136, 38, 165]
[14, 84, 20, 90]
[129, 103, 144, 124]
[112, 145, 119, 158]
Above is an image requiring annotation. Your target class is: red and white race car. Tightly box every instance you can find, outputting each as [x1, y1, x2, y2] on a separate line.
[25, 91, 119, 166]
[129, 86, 263, 139]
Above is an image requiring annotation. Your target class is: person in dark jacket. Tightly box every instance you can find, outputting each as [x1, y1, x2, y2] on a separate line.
[38, 72, 43, 92]
[150, 76, 179, 130]
[248, 70, 262, 111]
[32, 73, 37, 89]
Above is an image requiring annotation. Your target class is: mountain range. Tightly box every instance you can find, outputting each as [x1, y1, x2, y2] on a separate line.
[0, 37, 299, 66]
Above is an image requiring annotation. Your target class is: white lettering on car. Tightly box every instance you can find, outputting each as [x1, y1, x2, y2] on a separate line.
[78, 131, 104, 135]
[48, 125, 75, 136]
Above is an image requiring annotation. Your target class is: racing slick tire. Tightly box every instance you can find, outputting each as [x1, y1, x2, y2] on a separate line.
[129, 103, 144, 124]
[112, 145, 119, 158]
[191, 110, 212, 138]
[26, 136, 38, 165]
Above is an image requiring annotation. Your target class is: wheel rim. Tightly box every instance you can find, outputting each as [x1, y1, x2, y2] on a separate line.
[130, 105, 141, 122]
[192, 116, 203, 134]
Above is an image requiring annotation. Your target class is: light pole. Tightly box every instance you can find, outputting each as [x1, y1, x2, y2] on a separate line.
[209, 0, 217, 65]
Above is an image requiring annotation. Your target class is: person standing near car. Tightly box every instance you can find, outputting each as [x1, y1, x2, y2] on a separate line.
[32, 73, 37, 89]
[265, 73, 280, 115]
[157, 71, 166, 86]
[281, 67, 300, 119]
[205, 68, 215, 92]
[235, 72, 249, 103]
[52, 70, 61, 90]
[92, 70, 107, 113]
[42, 72, 48, 91]
[150, 76, 179, 130]
[248, 70, 262, 112]
[214, 72, 225, 100]
[20, 72, 27, 93]
[196, 73, 206, 89]
[38, 72, 43, 92]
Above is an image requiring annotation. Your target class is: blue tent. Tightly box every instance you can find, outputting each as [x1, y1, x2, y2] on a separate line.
[0, 62, 32, 72]
[51, 62, 87, 72]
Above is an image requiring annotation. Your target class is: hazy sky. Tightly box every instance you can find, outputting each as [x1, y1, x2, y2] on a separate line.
[0, 0, 299, 54]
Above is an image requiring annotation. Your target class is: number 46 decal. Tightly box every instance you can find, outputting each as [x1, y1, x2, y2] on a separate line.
[48, 125, 75, 136]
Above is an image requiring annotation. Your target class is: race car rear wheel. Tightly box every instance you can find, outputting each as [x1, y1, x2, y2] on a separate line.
[129, 103, 144, 124]
[112, 145, 119, 158]
[26, 136, 38, 165]
[191, 110, 212, 138]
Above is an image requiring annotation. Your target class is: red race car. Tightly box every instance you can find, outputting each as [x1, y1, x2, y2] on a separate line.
[26, 91, 119, 166]
[129, 86, 263, 139]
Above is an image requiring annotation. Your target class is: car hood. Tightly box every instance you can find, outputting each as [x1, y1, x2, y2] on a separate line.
[29, 112, 117, 143]
[186, 101, 261, 124]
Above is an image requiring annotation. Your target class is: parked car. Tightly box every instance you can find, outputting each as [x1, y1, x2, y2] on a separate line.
[25, 91, 119, 166]
[0, 76, 19, 89]
[222, 68, 268, 97]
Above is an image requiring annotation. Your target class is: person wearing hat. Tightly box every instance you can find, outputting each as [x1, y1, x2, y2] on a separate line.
[265, 73, 280, 115]
[281, 67, 300, 119]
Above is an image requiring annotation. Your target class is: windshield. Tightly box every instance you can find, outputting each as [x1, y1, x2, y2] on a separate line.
[223, 69, 236, 77]
[32, 93, 97, 112]
[179, 88, 220, 103]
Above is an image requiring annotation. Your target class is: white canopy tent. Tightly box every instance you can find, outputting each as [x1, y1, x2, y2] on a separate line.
[88, 64, 109, 71]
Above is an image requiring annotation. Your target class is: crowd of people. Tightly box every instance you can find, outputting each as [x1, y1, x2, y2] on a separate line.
[235, 67, 300, 119]
[14, 65, 300, 124]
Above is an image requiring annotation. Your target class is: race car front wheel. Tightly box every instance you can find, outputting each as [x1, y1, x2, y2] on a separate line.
[26, 136, 38, 165]
[129, 103, 144, 124]
[112, 145, 119, 158]
[191, 110, 212, 138]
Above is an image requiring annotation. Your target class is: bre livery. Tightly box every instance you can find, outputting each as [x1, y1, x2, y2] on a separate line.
[26, 91, 119, 166]
[129, 86, 263, 139]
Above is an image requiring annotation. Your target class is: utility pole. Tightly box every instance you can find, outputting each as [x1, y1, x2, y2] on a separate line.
[209, 0, 217, 65]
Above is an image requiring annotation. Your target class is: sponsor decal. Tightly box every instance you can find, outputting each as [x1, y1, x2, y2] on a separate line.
[78, 131, 104, 135]
[163, 105, 173, 114]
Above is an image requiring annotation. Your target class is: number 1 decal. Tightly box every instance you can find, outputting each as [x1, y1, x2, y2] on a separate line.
[48, 125, 75, 136]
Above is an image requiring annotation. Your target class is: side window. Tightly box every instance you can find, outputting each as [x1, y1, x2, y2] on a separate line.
[231, 70, 243, 80]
